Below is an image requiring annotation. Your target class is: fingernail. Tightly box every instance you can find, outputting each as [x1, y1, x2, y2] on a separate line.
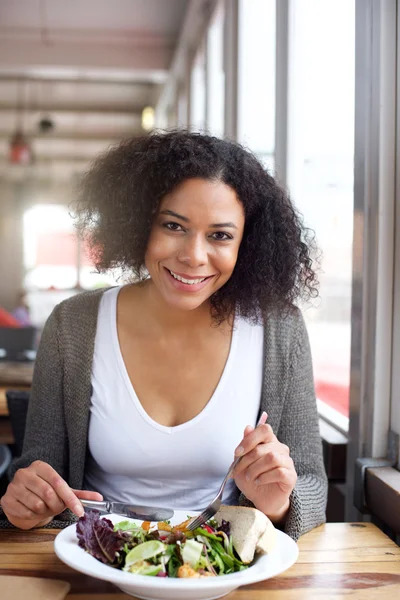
[75, 504, 84, 517]
[245, 473, 250, 482]
[235, 446, 244, 456]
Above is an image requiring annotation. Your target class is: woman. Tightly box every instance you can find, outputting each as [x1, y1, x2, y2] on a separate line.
[0, 131, 327, 539]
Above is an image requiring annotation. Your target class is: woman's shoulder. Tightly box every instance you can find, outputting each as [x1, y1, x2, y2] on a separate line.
[56, 287, 113, 315]
[265, 304, 305, 330]
[45, 287, 115, 337]
[262, 305, 309, 357]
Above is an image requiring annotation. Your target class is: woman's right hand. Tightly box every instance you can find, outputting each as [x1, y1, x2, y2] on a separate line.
[0, 460, 103, 530]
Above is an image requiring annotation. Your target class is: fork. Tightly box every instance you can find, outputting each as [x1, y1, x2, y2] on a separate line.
[186, 412, 268, 531]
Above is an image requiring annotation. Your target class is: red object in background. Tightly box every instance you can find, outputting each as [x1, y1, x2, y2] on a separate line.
[315, 380, 349, 416]
[0, 307, 21, 328]
[9, 131, 33, 165]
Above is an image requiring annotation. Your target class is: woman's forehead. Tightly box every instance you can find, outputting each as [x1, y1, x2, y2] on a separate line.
[158, 178, 244, 221]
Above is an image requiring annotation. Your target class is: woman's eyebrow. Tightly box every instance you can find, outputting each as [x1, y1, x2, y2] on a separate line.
[160, 209, 237, 229]
[160, 209, 189, 222]
[210, 222, 237, 229]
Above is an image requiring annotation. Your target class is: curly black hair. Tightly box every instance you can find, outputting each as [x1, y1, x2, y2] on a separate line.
[74, 130, 319, 323]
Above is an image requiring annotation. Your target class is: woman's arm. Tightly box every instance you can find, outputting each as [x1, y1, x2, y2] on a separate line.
[10, 307, 68, 477]
[1, 307, 101, 529]
[277, 309, 328, 540]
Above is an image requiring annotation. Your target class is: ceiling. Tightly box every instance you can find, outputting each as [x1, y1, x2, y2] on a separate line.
[0, 0, 188, 182]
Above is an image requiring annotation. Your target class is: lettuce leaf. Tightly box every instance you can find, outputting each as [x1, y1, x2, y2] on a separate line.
[77, 510, 127, 565]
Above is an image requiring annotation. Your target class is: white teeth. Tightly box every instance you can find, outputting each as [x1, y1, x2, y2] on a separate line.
[169, 270, 206, 285]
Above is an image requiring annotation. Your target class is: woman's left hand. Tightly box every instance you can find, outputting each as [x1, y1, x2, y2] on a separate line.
[232, 421, 297, 524]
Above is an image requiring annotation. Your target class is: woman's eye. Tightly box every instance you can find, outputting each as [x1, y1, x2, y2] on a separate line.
[211, 231, 233, 241]
[163, 221, 184, 232]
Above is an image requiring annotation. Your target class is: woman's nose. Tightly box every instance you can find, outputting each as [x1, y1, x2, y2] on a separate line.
[177, 235, 208, 267]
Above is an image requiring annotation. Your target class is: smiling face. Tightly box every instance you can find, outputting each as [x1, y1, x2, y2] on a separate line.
[144, 178, 245, 312]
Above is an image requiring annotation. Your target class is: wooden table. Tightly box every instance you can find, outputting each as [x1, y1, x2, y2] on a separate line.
[0, 523, 399, 598]
[0, 361, 34, 387]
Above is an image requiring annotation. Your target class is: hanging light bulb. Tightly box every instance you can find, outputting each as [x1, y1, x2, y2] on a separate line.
[9, 131, 33, 165]
[9, 79, 33, 165]
[141, 106, 155, 131]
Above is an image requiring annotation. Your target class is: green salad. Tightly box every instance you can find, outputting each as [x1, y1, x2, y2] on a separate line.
[76, 511, 249, 578]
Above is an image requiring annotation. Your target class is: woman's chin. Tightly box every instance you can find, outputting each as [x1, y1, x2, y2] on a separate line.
[163, 295, 209, 312]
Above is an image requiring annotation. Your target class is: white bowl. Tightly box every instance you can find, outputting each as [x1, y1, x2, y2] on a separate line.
[54, 510, 298, 600]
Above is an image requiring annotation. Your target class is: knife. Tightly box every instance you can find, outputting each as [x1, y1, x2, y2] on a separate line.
[80, 499, 174, 521]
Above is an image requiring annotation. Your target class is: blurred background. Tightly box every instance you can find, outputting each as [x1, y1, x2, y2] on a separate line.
[0, 0, 399, 527]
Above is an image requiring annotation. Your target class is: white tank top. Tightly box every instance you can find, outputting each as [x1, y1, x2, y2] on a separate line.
[84, 286, 264, 511]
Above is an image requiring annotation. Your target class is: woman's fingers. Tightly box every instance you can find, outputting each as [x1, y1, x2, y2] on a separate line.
[233, 441, 287, 478]
[11, 461, 84, 517]
[242, 451, 294, 484]
[12, 486, 48, 515]
[1, 461, 104, 530]
[17, 471, 66, 515]
[29, 461, 84, 516]
[234, 423, 276, 458]
[251, 465, 297, 490]
[73, 490, 103, 501]
[0, 494, 37, 520]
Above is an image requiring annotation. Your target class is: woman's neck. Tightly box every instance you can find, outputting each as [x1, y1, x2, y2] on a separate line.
[122, 280, 214, 336]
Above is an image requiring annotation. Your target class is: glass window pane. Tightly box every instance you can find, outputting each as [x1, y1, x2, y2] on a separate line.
[237, 0, 276, 169]
[207, 4, 225, 138]
[23, 205, 78, 291]
[177, 85, 188, 128]
[287, 0, 355, 423]
[190, 43, 206, 131]
[23, 204, 79, 326]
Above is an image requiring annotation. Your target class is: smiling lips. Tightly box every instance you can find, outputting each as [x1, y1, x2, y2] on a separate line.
[165, 268, 214, 291]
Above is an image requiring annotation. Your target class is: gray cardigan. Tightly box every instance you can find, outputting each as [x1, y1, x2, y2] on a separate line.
[1, 289, 327, 539]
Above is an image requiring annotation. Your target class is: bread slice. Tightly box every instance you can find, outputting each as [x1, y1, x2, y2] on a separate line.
[214, 505, 277, 564]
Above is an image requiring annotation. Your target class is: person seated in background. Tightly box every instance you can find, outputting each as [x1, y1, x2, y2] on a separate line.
[0, 131, 328, 538]
[12, 291, 32, 327]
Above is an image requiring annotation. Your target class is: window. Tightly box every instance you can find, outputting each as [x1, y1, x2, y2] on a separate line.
[390, 0, 400, 447]
[287, 0, 355, 426]
[23, 204, 120, 326]
[176, 83, 189, 129]
[190, 42, 206, 132]
[206, 3, 225, 137]
[24, 205, 79, 290]
[237, 0, 276, 171]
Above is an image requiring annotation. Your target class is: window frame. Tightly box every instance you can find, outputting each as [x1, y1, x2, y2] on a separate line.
[345, 0, 399, 523]
[390, 0, 400, 456]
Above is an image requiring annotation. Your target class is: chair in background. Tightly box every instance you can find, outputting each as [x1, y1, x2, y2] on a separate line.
[0, 326, 37, 361]
[0, 445, 12, 479]
[0, 444, 12, 495]
[6, 390, 30, 457]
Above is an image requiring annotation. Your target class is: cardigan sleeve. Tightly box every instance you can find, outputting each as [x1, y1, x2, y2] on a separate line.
[0, 307, 74, 527]
[8, 306, 69, 479]
[276, 309, 328, 540]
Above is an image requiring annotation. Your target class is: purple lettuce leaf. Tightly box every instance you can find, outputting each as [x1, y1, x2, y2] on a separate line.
[76, 510, 126, 565]
[216, 519, 231, 537]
